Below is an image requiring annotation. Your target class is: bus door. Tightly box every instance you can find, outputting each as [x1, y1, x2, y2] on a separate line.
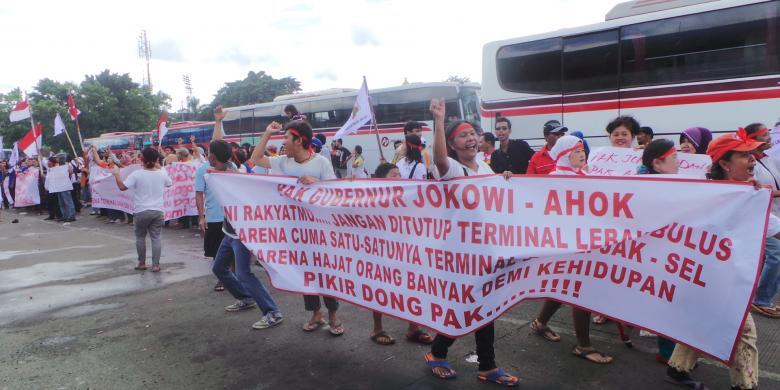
[562, 30, 620, 145]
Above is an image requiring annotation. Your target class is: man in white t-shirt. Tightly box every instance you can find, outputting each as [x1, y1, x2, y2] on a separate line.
[113, 147, 173, 272]
[249, 119, 343, 336]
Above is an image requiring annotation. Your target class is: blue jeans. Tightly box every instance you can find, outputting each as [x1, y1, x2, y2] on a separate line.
[212, 235, 279, 315]
[57, 191, 75, 220]
[754, 236, 780, 307]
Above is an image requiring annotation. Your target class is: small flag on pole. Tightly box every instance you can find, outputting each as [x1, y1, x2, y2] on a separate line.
[54, 113, 67, 136]
[9, 142, 19, 167]
[68, 95, 80, 120]
[19, 123, 42, 157]
[334, 78, 373, 139]
[157, 112, 169, 141]
[9, 100, 31, 122]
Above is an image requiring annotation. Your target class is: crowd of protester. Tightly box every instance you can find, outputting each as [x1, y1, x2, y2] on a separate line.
[2, 100, 779, 389]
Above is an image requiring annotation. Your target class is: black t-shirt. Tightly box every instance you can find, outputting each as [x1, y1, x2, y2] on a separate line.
[332, 147, 351, 169]
[490, 139, 535, 174]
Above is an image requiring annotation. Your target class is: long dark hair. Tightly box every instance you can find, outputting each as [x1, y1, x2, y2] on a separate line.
[404, 134, 423, 163]
[141, 147, 160, 169]
[641, 139, 675, 174]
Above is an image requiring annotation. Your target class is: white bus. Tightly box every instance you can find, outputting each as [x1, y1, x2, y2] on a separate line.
[481, 0, 780, 148]
[221, 82, 481, 172]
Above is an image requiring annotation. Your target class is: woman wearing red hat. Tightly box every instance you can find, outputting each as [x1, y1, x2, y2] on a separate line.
[666, 129, 780, 390]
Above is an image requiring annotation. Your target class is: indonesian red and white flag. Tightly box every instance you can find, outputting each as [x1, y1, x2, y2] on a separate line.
[157, 112, 168, 140]
[67, 95, 80, 120]
[9, 100, 31, 122]
[19, 123, 42, 157]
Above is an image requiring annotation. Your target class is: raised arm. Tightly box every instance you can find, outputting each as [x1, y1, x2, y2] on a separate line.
[111, 166, 128, 191]
[190, 135, 202, 160]
[212, 105, 226, 141]
[429, 98, 449, 175]
[249, 121, 283, 169]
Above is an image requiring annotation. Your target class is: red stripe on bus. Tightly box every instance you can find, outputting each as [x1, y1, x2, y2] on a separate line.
[481, 88, 780, 117]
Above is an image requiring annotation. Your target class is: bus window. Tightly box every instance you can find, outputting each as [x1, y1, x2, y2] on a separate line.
[460, 87, 481, 126]
[563, 30, 619, 93]
[239, 109, 254, 133]
[621, 1, 780, 88]
[497, 37, 562, 94]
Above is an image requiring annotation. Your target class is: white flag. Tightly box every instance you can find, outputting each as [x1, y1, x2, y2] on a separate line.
[0, 135, 3, 149]
[54, 112, 66, 136]
[334, 77, 373, 139]
[9, 142, 19, 167]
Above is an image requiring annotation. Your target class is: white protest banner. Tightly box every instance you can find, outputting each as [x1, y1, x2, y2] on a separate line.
[46, 165, 73, 193]
[588, 146, 712, 177]
[163, 162, 198, 221]
[207, 173, 769, 363]
[14, 168, 40, 207]
[90, 165, 140, 214]
[766, 125, 780, 158]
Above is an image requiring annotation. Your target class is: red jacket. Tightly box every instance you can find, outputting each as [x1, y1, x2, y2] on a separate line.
[527, 147, 555, 175]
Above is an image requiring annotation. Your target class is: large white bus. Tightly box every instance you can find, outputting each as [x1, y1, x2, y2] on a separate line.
[481, 0, 780, 148]
[220, 82, 481, 172]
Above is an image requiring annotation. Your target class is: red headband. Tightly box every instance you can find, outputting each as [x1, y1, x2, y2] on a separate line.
[654, 146, 676, 161]
[747, 127, 769, 139]
[554, 142, 584, 162]
[288, 128, 313, 152]
[448, 123, 472, 140]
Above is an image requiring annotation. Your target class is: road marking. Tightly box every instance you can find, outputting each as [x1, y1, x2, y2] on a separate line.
[0, 245, 105, 260]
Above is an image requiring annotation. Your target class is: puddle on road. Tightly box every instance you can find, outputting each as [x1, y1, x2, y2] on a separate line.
[0, 254, 137, 294]
[0, 245, 106, 261]
[0, 259, 212, 326]
[39, 335, 77, 347]
[52, 303, 124, 319]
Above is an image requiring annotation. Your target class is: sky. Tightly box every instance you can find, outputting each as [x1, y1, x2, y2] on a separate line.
[0, 0, 619, 110]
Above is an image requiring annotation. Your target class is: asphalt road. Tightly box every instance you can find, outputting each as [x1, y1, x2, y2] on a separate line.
[1, 208, 778, 390]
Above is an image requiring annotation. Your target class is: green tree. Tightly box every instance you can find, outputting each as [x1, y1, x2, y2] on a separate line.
[199, 71, 301, 119]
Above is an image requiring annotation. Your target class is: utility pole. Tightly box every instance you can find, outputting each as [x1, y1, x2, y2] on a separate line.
[183, 74, 192, 121]
[137, 30, 152, 91]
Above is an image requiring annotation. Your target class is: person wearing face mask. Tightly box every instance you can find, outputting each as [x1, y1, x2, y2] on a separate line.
[743, 123, 780, 319]
[606, 116, 640, 149]
[489, 117, 535, 174]
[679, 127, 713, 155]
[425, 98, 518, 386]
[666, 129, 780, 390]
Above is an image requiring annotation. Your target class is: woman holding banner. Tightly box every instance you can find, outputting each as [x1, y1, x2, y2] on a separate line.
[249, 119, 345, 336]
[679, 127, 713, 155]
[529, 136, 614, 365]
[666, 129, 779, 390]
[606, 116, 640, 149]
[424, 98, 518, 387]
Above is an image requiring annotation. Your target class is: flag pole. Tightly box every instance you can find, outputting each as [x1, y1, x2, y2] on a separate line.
[73, 114, 84, 152]
[62, 118, 79, 158]
[364, 76, 386, 162]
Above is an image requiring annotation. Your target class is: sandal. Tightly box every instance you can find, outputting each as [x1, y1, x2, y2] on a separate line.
[478, 368, 519, 387]
[751, 303, 780, 318]
[150, 265, 161, 272]
[571, 346, 613, 364]
[424, 352, 456, 380]
[406, 329, 434, 345]
[530, 319, 561, 342]
[302, 319, 326, 332]
[329, 322, 345, 336]
[370, 331, 395, 345]
[592, 315, 608, 325]
[213, 282, 225, 292]
[134, 263, 147, 271]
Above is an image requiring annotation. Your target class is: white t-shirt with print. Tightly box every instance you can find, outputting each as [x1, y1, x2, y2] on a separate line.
[396, 158, 427, 180]
[123, 169, 173, 213]
[432, 157, 493, 180]
[269, 154, 336, 180]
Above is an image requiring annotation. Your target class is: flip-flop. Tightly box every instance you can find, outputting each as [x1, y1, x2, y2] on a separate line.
[302, 319, 326, 332]
[424, 352, 456, 380]
[405, 329, 433, 345]
[478, 368, 519, 387]
[592, 315, 608, 325]
[329, 322, 345, 336]
[213, 283, 225, 292]
[530, 319, 561, 342]
[370, 331, 395, 345]
[571, 346, 613, 364]
[134, 264, 147, 270]
[150, 265, 161, 273]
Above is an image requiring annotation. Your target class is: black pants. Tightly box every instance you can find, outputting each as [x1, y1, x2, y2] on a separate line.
[303, 295, 339, 312]
[71, 183, 82, 213]
[47, 192, 61, 219]
[431, 322, 496, 371]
